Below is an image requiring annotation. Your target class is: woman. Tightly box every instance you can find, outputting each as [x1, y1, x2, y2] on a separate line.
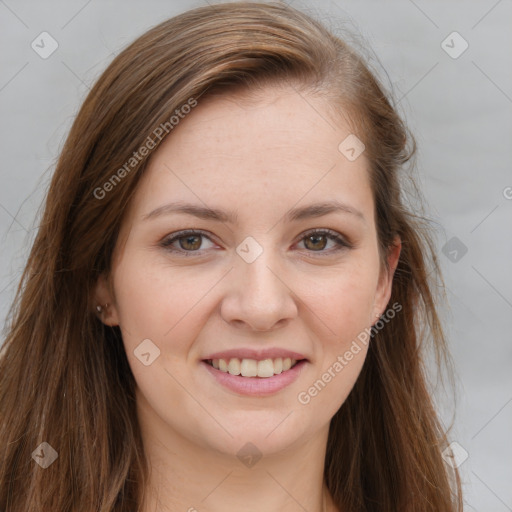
[0, 2, 463, 510]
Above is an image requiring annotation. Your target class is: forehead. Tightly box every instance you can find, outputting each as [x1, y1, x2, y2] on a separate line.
[130, 85, 374, 225]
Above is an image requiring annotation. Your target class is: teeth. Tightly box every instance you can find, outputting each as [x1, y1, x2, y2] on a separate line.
[209, 357, 299, 378]
[240, 358, 257, 377]
[256, 359, 274, 378]
[228, 358, 241, 376]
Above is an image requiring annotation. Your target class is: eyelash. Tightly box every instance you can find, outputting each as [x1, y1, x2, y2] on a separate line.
[159, 229, 353, 257]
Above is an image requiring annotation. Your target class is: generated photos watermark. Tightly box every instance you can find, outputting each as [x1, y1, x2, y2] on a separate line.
[93, 97, 198, 200]
[297, 301, 402, 405]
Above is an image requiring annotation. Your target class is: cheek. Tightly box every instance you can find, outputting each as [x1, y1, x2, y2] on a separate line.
[299, 263, 378, 344]
[111, 255, 212, 417]
[112, 252, 217, 357]
[295, 270, 374, 417]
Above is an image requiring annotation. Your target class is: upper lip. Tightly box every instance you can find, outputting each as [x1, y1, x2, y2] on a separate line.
[203, 348, 308, 361]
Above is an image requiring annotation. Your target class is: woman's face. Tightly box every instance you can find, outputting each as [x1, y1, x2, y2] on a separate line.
[97, 84, 400, 457]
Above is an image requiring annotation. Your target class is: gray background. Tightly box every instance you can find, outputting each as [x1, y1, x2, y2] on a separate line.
[0, 1, 511, 510]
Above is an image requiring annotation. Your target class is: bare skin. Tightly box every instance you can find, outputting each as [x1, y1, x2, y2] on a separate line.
[96, 83, 401, 512]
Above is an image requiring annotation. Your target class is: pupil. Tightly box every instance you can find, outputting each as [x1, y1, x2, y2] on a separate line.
[182, 235, 201, 250]
[306, 235, 326, 250]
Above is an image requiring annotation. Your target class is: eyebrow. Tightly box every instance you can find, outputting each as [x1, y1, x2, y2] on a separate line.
[142, 199, 366, 224]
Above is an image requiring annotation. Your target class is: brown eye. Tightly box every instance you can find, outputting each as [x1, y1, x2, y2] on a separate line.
[178, 234, 202, 251]
[303, 233, 328, 251]
[161, 230, 216, 256]
[297, 229, 352, 255]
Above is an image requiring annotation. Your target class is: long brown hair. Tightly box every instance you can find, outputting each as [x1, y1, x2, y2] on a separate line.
[0, 2, 462, 510]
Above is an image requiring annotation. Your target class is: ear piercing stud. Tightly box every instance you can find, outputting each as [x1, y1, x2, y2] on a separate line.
[96, 303, 109, 314]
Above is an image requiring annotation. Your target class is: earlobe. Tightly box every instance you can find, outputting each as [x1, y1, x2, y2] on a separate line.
[388, 235, 402, 276]
[373, 235, 402, 320]
[93, 274, 119, 326]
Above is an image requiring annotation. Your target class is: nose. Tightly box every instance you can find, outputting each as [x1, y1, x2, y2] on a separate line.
[220, 248, 298, 332]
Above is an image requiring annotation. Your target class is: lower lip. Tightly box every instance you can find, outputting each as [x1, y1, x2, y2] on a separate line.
[201, 360, 308, 397]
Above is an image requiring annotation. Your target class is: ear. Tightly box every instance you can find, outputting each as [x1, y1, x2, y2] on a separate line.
[372, 235, 401, 321]
[93, 273, 120, 326]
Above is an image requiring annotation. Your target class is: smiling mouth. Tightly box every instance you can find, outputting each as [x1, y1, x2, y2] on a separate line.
[203, 357, 305, 378]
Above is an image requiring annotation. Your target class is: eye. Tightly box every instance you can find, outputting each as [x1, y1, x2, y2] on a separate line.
[295, 229, 353, 255]
[160, 230, 216, 256]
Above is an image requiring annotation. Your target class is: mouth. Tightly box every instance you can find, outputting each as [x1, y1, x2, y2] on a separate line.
[202, 357, 306, 379]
